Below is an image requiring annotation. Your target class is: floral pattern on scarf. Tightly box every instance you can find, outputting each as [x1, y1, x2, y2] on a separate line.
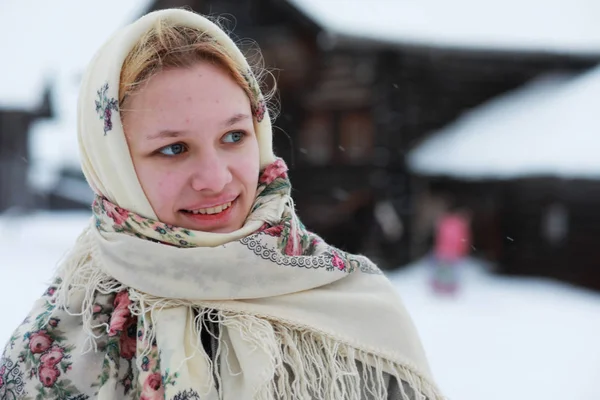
[92, 158, 342, 260]
[93, 198, 197, 248]
[94, 83, 119, 135]
[92, 158, 371, 275]
[0, 280, 85, 400]
[1, 280, 183, 399]
[242, 68, 267, 123]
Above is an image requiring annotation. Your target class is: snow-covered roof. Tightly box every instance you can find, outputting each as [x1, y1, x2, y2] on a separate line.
[0, 0, 151, 110]
[407, 67, 600, 180]
[288, 0, 600, 56]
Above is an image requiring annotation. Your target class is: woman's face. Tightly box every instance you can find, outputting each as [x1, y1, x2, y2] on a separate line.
[123, 62, 260, 233]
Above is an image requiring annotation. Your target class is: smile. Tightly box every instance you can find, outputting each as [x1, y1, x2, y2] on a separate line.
[184, 201, 233, 215]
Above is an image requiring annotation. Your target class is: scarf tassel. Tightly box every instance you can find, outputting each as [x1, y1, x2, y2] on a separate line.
[127, 300, 443, 400]
[50, 224, 443, 400]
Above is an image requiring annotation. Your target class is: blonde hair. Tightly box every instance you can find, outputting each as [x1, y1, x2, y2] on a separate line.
[119, 17, 275, 118]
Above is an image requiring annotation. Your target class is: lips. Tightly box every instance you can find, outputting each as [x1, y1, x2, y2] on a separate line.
[178, 196, 239, 232]
[180, 195, 238, 214]
[183, 201, 233, 215]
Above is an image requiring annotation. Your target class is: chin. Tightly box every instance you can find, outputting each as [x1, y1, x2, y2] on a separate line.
[208, 224, 242, 234]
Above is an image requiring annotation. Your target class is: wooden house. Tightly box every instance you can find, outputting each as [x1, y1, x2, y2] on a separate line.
[143, 0, 599, 268]
[0, 87, 53, 213]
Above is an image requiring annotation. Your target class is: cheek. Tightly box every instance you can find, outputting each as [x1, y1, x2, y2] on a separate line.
[232, 145, 260, 196]
[136, 165, 183, 213]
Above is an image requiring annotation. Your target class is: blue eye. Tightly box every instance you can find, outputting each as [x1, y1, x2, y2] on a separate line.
[223, 131, 245, 143]
[159, 143, 186, 156]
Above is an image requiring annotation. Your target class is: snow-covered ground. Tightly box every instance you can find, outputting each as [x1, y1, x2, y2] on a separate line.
[389, 259, 600, 400]
[1, 213, 599, 400]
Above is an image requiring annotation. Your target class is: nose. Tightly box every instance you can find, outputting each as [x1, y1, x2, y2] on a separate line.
[189, 149, 233, 193]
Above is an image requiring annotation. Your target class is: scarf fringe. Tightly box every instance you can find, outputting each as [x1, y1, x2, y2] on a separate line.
[264, 318, 441, 400]
[52, 223, 128, 353]
[129, 301, 444, 400]
[51, 224, 443, 399]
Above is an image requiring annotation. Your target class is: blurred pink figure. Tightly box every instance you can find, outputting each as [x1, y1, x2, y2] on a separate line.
[431, 210, 471, 295]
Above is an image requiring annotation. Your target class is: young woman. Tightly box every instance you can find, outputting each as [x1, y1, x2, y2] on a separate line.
[0, 8, 444, 400]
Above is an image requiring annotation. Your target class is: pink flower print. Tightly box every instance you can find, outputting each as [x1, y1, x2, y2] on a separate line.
[262, 224, 284, 237]
[332, 252, 346, 271]
[95, 83, 119, 134]
[114, 290, 131, 308]
[119, 317, 138, 360]
[283, 223, 303, 256]
[45, 286, 56, 297]
[38, 365, 60, 388]
[29, 330, 53, 354]
[0, 375, 3, 388]
[284, 235, 301, 256]
[93, 304, 103, 314]
[253, 98, 267, 122]
[40, 345, 64, 367]
[104, 107, 113, 132]
[0, 365, 5, 388]
[122, 376, 132, 393]
[103, 200, 130, 226]
[132, 213, 146, 223]
[109, 291, 132, 336]
[140, 372, 164, 400]
[259, 159, 288, 184]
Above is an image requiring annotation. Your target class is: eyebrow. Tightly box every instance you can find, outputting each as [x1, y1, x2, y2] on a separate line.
[223, 113, 251, 127]
[146, 130, 184, 140]
[146, 113, 251, 140]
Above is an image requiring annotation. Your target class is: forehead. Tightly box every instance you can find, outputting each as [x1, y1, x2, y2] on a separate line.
[124, 62, 252, 127]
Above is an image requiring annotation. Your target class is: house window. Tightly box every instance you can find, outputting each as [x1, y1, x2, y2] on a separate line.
[299, 111, 334, 165]
[542, 202, 569, 245]
[339, 110, 374, 163]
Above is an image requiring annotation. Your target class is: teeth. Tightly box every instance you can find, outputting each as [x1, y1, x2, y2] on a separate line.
[189, 201, 232, 215]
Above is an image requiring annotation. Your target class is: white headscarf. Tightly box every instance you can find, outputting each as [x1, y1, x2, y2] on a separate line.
[77, 8, 276, 219]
